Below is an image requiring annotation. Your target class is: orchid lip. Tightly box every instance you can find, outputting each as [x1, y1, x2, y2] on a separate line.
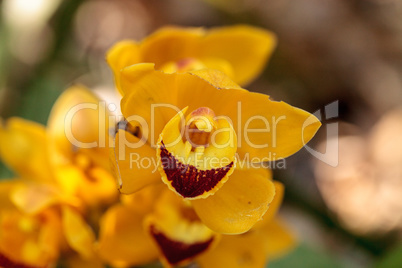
[159, 141, 234, 198]
[156, 106, 237, 199]
[149, 224, 214, 265]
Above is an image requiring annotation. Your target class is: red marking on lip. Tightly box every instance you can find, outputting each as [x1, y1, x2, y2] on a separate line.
[150, 225, 214, 265]
[176, 58, 194, 69]
[159, 141, 233, 198]
[0, 252, 42, 268]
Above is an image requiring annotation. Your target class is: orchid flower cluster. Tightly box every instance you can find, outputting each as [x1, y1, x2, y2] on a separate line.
[0, 25, 320, 268]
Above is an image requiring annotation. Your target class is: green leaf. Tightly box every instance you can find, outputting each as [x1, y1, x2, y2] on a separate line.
[17, 77, 63, 125]
[0, 160, 13, 179]
[375, 243, 402, 268]
[268, 243, 343, 268]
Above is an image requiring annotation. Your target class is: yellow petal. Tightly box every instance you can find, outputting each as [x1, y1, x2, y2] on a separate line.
[106, 40, 141, 95]
[47, 85, 111, 170]
[36, 209, 63, 265]
[200, 25, 277, 86]
[53, 165, 85, 197]
[98, 204, 159, 267]
[112, 129, 161, 194]
[11, 183, 80, 215]
[230, 99, 321, 162]
[197, 212, 294, 267]
[120, 64, 177, 147]
[78, 166, 118, 206]
[107, 27, 204, 94]
[121, 184, 164, 215]
[191, 167, 275, 234]
[48, 85, 117, 206]
[262, 217, 296, 259]
[120, 64, 321, 161]
[108, 26, 275, 87]
[62, 206, 95, 259]
[0, 179, 19, 210]
[197, 230, 267, 268]
[197, 213, 295, 265]
[53, 164, 117, 207]
[196, 58, 235, 82]
[189, 68, 243, 90]
[139, 26, 205, 68]
[145, 190, 218, 266]
[0, 117, 53, 182]
[253, 181, 284, 229]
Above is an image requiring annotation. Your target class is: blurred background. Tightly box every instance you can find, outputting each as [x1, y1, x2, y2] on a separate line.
[1, 0, 402, 267]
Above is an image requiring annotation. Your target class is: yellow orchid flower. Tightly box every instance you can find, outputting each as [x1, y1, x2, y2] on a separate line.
[0, 85, 118, 267]
[0, 179, 102, 268]
[13, 182, 101, 266]
[111, 63, 321, 234]
[107, 25, 277, 93]
[0, 85, 118, 208]
[0, 180, 63, 268]
[98, 180, 293, 267]
[99, 173, 287, 267]
[47, 85, 118, 207]
[0, 116, 96, 265]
